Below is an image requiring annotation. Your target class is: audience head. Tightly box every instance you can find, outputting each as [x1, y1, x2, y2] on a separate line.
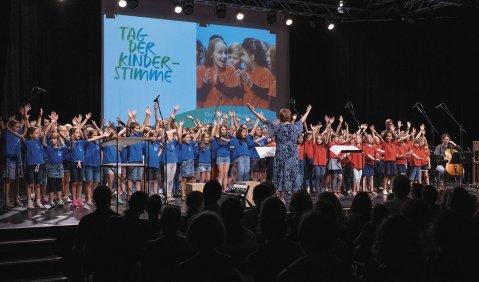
[450, 186, 474, 217]
[350, 192, 372, 218]
[220, 197, 244, 226]
[411, 183, 424, 199]
[392, 175, 411, 198]
[289, 189, 313, 215]
[314, 200, 339, 226]
[93, 185, 112, 210]
[186, 191, 204, 214]
[371, 203, 388, 223]
[186, 211, 225, 251]
[401, 199, 432, 232]
[434, 210, 475, 255]
[160, 206, 182, 235]
[146, 194, 163, 220]
[253, 184, 275, 211]
[422, 185, 438, 206]
[298, 211, 338, 256]
[203, 180, 222, 207]
[373, 215, 423, 266]
[317, 192, 345, 224]
[260, 196, 287, 241]
[127, 191, 149, 217]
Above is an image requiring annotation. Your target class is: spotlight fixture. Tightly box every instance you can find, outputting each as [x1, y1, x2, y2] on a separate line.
[127, 0, 139, 9]
[337, 1, 345, 14]
[266, 10, 277, 24]
[328, 22, 335, 30]
[285, 16, 293, 26]
[236, 9, 244, 20]
[215, 4, 227, 19]
[174, 1, 183, 14]
[118, 0, 127, 8]
[183, 0, 194, 15]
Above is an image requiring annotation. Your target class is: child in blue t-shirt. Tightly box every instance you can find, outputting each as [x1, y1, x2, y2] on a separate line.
[179, 123, 200, 201]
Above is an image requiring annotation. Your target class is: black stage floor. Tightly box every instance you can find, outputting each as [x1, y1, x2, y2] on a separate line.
[1, 184, 478, 230]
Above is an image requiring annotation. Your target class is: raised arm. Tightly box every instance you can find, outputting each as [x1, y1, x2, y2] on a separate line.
[335, 116, 343, 134]
[246, 103, 267, 124]
[300, 105, 312, 124]
[140, 107, 151, 132]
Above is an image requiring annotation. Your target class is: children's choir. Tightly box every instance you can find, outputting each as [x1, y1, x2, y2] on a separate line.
[1, 101, 434, 209]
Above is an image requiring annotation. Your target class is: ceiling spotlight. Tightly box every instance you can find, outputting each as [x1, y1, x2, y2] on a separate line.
[285, 16, 293, 26]
[127, 0, 139, 9]
[328, 22, 335, 30]
[236, 10, 244, 20]
[215, 4, 227, 19]
[183, 0, 194, 15]
[266, 10, 277, 24]
[174, 2, 183, 14]
[337, 1, 345, 14]
[118, 0, 127, 8]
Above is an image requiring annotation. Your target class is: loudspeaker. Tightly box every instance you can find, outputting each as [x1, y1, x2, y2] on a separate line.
[473, 141, 479, 185]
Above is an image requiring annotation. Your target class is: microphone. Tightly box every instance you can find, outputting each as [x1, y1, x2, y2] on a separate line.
[153, 94, 160, 103]
[435, 103, 445, 110]
[32, 86, 47, 93]
[412, 102, 420, 109]
[344, 101, 351, 109]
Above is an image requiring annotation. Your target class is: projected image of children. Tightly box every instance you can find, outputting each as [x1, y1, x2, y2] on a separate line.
[196, 35, 276, 110]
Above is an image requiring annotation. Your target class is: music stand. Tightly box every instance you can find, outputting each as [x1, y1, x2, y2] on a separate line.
[100, 137, 148, 212]
[329, 146, 363, 199]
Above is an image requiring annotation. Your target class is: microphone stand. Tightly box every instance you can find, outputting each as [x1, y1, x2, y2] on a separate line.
[345, 102, 365, 198]
[2, 87, 44, 209]
[413, 102, 439, 149]
[437, 103, 466, 150]
[156, 99, 169, 205]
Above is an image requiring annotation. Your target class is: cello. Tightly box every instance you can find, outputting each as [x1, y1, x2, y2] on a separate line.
[444, 145, 464, 176]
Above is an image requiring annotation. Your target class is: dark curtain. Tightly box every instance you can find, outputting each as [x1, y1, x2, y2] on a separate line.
[290, 16, 479, 148]
[1, 0, 101, 122]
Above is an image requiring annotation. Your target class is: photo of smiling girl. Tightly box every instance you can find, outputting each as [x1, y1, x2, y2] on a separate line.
[196, 38, 242, 108]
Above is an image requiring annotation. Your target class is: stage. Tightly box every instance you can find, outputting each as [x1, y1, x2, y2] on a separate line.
[2, 184, 478, 231]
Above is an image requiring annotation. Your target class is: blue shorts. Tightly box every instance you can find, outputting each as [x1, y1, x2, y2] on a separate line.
[408, 166, 421, 181]
[2, 159, 20, 180]
[127, 164, 144, 181]
[26, 164, 44, 185]
[47, 163, 64, 179]
[70, 162, 85, 183]
[40, 162, 49, 185]
[181, 159, 195, 177]
[396, 164, 407, 174]
[421, 164, 430, 171]
[85, 166, 101, 183]
[216, 156, 230, 165]
[198, 162, 212, 173]
[147, 167, 161, 181]
[383, 161, 397, 176]
[363, 164, 374, 177]
[328, 169, 343, 175]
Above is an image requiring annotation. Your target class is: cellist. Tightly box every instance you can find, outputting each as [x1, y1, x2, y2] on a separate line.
[434, 133, 461, 190]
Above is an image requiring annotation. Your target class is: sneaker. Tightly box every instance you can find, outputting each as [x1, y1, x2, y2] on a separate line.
[71, 199, 78, 208]
[77, 199, 84, 208]
[352, 191, 357, 197]
[382, 189, 388, 195]
[6, 201, 15, 209]
[36, 201, 47, 209]
[49, 202, 57, 209]
[56, 200, 64, 208]
[27, 201, 35, 210]
[15, 200, 24, 207]
[348, 189, 353, 195]
[86, 201, 94, 206]
[63, 196, 72, 204]
[41, 196, 49, 205]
